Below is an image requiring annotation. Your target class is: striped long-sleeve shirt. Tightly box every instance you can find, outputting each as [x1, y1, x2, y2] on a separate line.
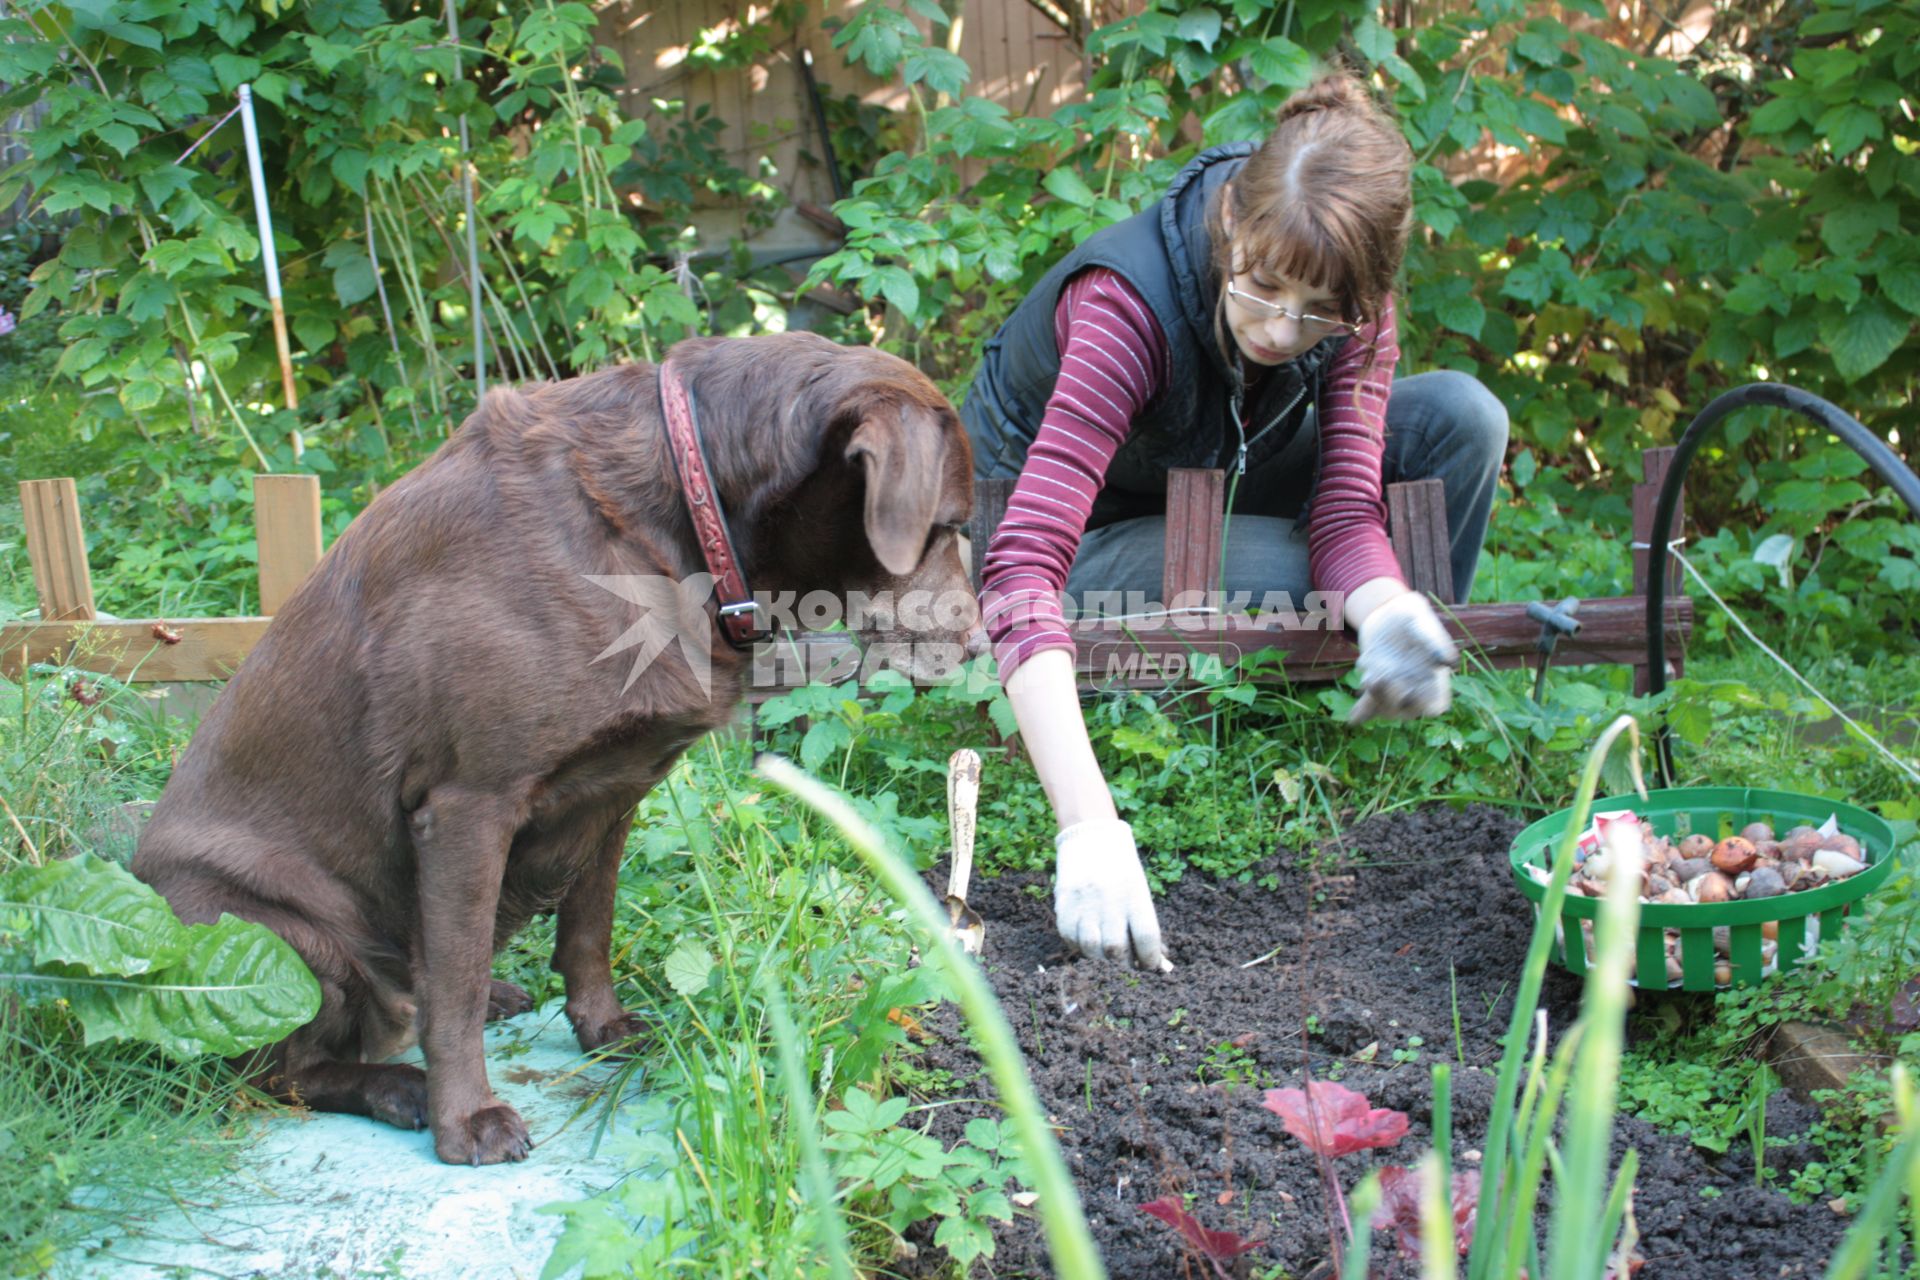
[979, 267, 1404, 677]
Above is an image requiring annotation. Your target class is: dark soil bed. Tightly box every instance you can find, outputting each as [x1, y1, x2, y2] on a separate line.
[906, 805, 1852, 1279]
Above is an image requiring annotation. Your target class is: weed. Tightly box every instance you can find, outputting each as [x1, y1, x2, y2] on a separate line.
[1197, 1040, 1264, 1091]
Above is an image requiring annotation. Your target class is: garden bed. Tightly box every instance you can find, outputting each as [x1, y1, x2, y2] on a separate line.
[908, 806, 1853, 1278]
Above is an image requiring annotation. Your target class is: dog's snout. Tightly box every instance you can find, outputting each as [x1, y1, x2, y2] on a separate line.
[965, 626, 990, 659]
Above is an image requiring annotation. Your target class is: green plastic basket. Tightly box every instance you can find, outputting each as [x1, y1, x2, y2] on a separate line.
[1508, 787, 1897, 991]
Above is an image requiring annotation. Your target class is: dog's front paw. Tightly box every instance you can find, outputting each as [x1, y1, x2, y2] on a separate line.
[435, 1103, 532, 1166]
[574, 1011, 654, 1057]
[486, 978, 535, 1022]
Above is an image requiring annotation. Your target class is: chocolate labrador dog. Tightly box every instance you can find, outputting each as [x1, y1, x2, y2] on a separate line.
[132, 332, 983, 1165]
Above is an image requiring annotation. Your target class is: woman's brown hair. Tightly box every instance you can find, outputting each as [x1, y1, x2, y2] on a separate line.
[1207, 69, 1413, 362]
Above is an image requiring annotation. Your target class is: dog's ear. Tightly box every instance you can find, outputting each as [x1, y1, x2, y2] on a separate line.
[845, 408, 944, 576]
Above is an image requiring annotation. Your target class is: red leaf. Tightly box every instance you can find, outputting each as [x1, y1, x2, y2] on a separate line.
[1371, 1165, 1481, 1260]
[1261, 1080, 1410, 1157]
[1140, 1196, 1265, 1272]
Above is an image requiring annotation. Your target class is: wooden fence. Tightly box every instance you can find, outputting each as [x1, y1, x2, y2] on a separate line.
[3, 476, 320, 683]
[594, 0, 1121, 223]
[2, 455, 1691, 698]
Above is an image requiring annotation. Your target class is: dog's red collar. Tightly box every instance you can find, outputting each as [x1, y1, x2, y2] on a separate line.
[658, 359, 769, 649]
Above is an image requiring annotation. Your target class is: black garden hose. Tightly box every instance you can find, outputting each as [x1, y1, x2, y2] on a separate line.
[799, 47, 848, 204]
[1646, 382, 1920, 787]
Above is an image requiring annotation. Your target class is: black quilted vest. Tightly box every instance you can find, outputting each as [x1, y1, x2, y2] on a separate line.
[960, 142, 1346, 527]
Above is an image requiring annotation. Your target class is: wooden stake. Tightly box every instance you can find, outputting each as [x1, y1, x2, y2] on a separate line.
[269, 295, 298, 412]
[946, 748, 981, 904]
[254, 474, 323, 614]
[1632, 445, 1684, 694]
[19, 478, 95, 621]
[1164, 467, 1225, 606]
[945, 748, 984, 953]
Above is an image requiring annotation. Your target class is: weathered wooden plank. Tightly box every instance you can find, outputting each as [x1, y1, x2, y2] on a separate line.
[1163, 467, 1225, 604]
[739, 595, 1695, 694]
[1633, 444, 1685, 694]
[1082, 645, 1683, 690]
[1632, 445, 1685, 599]
[4, 593, 1692, 696]
[19, 478, 95, 621]
[0, 618, 271, 683]
[1387, 481, 1417, 589]
[969, 476, 1015, 594]
[1386, 477, 1453, 602]
[254, 474, 323, 614]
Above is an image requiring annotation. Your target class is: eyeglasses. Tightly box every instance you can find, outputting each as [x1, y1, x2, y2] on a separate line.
[1224, 280, 1359, 340]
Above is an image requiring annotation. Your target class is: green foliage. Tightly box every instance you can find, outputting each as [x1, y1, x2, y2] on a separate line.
[754, 660, 1027, 859]
[524, 740, 1049, 1277]
[1, 665, 183, 862]
[1618, 1023, 1898, 1209]
[0, 851, 321, 1059]
[1618, 1036, 1782, 1172]
[0, 665, 272, 1268]
[809, 0, 1920, 643]
[823, 1089, 1022, 1269]
[745, 636, 1908, 896]
[2, 850, 187, 974]
[0, 0, 791, 614]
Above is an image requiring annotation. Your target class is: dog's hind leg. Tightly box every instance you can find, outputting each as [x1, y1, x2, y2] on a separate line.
[486, 978, 534, 1021]
[553, 808, 649, 1054]
[147, 870, 433, 1133]
[250, 968, 429, 1131]
[280, 1059, 430, 1131]
[411, 788, 532, 1165]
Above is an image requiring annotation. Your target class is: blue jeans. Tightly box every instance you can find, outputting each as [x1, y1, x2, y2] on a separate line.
[1062, 370, 1508, 608]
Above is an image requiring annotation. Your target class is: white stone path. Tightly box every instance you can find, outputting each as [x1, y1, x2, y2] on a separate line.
[60, 1001, 660, 1280]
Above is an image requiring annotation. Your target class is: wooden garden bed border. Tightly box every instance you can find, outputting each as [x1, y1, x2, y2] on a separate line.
[3, 448, 1690, 695]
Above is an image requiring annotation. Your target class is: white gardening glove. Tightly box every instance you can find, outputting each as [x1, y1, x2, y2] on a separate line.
[1350, 589, 1459, 723]
[1054, 818, 1172, 971]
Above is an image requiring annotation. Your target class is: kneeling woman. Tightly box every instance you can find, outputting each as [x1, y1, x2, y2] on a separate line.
[962, 71, 1509, 972]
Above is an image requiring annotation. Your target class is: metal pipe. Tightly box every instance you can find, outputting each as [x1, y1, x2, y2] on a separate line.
[798, 47, 846, 204]
[1645, 382, 1920, 784]
[237, 83, 302, 458]
[444, 0, 485, 401]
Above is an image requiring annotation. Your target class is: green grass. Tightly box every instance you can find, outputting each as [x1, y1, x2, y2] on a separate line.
[0, 666, 251, 1275]
[521, 735, 1043, 1278]
[0, 1002, 241, 1277]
